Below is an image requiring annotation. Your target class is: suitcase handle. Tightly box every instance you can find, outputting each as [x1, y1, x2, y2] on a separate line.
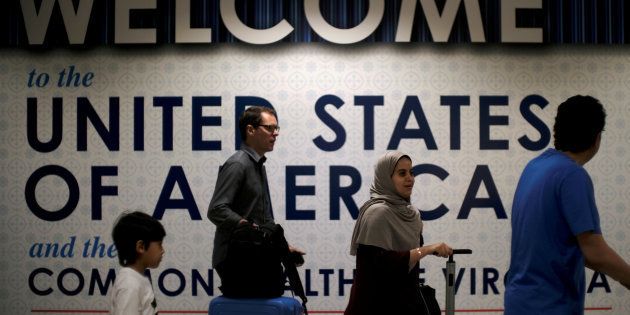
[448, 249, 472, 262]
[445, 249, 472, 315]
[452, 249, 472, 255]
[431, 249, 472, 257]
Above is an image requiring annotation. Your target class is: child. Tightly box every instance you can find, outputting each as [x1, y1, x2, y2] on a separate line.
[110, 211, 166, 315]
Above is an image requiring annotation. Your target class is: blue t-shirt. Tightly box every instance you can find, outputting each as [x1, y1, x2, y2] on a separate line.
[504, 148, 601, 315]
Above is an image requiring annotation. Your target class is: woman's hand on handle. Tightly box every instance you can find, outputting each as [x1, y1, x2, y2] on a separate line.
[428, 242, 453, 258]
[409, 242, 453, 269]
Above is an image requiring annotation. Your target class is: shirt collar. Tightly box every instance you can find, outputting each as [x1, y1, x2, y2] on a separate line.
[241, 144, 266, 164]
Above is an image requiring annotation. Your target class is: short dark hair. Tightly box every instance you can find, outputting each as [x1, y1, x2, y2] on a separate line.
[238, 106, 277, 141]
[112, 211, 166, 266]
[553, 95, 606, 153]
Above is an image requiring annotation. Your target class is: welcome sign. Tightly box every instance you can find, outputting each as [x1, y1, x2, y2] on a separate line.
[3, 0, 629, 46]
[1, 1, 630, 314]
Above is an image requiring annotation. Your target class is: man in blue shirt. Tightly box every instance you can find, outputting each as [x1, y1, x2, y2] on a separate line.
[505, 95, 630, 314]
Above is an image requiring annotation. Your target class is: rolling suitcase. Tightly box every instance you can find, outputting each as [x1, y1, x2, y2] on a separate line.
[209, 296, 304, 315]
[444, 249, 472, 315]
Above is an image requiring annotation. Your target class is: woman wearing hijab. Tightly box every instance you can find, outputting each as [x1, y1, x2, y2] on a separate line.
[345, 151, 452, 315]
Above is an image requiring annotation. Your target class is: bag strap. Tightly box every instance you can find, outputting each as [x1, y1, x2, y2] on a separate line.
[264, 224, 308, 314]
[282, 255, 308, 315]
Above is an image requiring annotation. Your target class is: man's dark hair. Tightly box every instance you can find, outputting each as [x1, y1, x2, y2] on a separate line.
[238, 106, 277, 141]
[112, 211, 166, 266]
[553, 95, 606, 153]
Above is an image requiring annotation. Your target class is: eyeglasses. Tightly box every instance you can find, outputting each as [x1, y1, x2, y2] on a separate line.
[257, 124, 280, 133]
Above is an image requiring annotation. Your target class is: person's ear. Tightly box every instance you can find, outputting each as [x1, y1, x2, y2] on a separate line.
[135, 240, 145, 254]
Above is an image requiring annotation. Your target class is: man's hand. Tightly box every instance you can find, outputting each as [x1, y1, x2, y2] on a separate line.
[578, 232, 630, 290]
[288, 245, 306, 267]
[289, 245, 305, 255]
[237, 219, 258, 227]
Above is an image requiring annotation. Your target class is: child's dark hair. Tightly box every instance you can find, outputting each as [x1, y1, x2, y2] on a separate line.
[112, 211, 166, 266]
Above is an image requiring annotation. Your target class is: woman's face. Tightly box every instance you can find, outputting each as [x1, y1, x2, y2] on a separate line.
[391, 157, 414, 199]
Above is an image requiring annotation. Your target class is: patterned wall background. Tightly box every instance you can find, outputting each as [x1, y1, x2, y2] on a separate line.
[1, 45, 629, 314]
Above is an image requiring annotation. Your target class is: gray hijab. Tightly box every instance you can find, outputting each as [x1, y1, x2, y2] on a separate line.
[350, 151, 423, 255]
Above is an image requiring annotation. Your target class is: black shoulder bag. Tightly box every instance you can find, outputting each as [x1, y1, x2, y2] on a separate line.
[222, 223, 308, 314]
[221, 222, 286, 298]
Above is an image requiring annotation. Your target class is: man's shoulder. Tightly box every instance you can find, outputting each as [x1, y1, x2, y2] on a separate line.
[218, 151, 256, 179]
[224, 150, 253, 166]
[529, 150, 584, 176]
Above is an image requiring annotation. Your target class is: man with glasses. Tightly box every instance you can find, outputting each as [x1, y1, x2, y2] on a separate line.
[208, 106, 300, 293]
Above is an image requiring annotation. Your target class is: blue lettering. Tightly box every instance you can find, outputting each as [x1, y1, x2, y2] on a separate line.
[388, 96, 437, 150]
[305, 269, 318, 296]
[154, 166, 202, 220]
[440, 267, 501, 295]
[158, 268, 186, 297]
[192, 269, 214, 296]
[286, 166, 316, 220]
[28, 237, 75, 258]
[25, 165, 79, 221]
[57, 268, 84, 296]
[29, 268, 214, 297]
[192, 96, 222, 151]
[82, 236, 116, 258]
[88, 268, 115, 296]
[479, 96, 509, 150]
[134, 97, 144, 151]
[29, 268, 53, 296]
[27, 97, 63, 153]
[313, 95, 346, 151]
[354, 95, 383, 150]
[338, 269, 354, 296]
[587, 272, 611, 293]
[154, 96, 183, 151]
[320, 269, 334, 296]
[413, 164, 450, 220]
[77, 97, 119, 151]
[518, 94, 550, 151]
[329, 166, 361, 220]
[470, 267, 476, 295]
[91, 166, 118, 220]
[458, 165, 507, 219]
[441, 95, 470, 150]
[483, 268, 500, 294]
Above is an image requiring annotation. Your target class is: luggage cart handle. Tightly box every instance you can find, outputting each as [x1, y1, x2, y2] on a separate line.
[445, 249, 472, 315]
[431, 249, 472, 256]
[448, 249, 472, 262]
[452, 249, 472, 255]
